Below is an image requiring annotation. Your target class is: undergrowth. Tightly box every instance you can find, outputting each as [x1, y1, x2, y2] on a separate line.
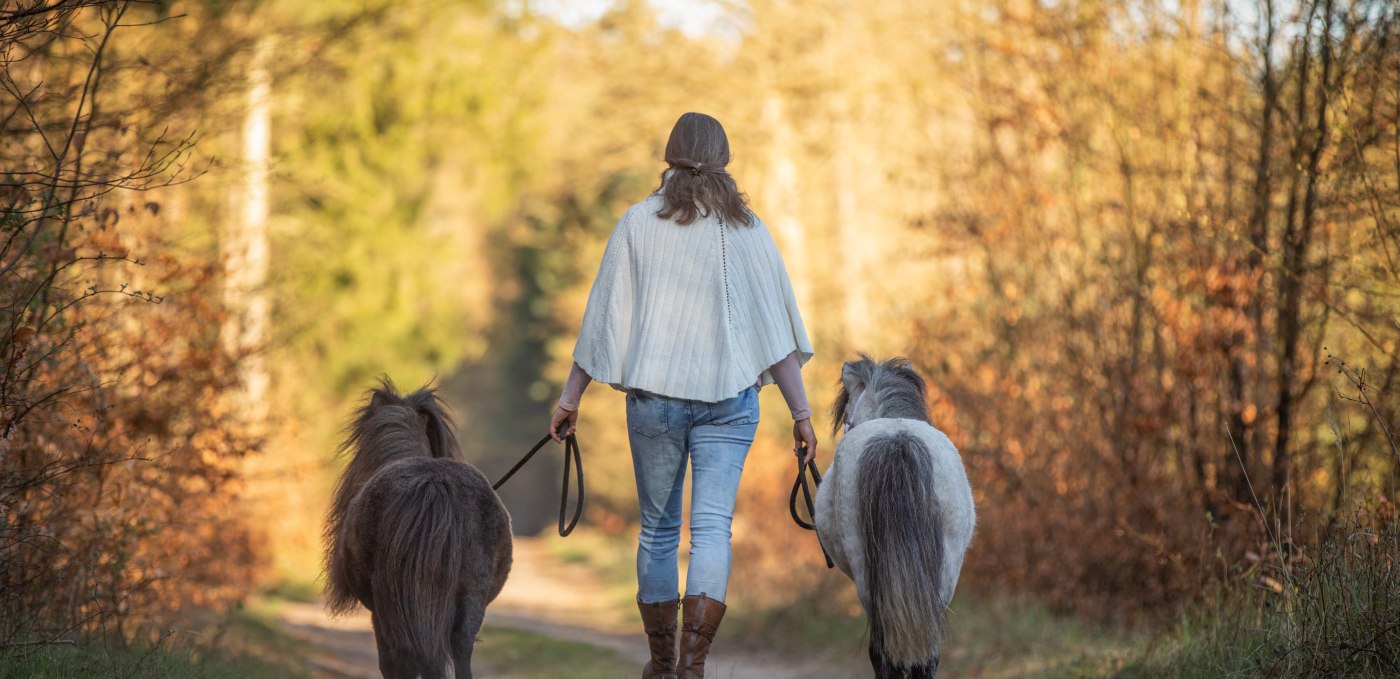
[1123, 507, 1400, 678]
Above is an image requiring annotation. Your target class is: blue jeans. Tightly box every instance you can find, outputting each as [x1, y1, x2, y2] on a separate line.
[627, 385, 759, 604]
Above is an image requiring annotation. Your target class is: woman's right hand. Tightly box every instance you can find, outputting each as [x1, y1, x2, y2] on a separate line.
[550, 405, 578, 442]
[793, 417, 818, 465]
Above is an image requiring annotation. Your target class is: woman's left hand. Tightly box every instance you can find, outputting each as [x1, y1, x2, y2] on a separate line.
[793, 417, 818, 465]
[550, 405, 578, 442]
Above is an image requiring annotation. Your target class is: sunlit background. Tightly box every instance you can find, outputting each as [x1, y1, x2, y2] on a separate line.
[3, 0, 1399, 676]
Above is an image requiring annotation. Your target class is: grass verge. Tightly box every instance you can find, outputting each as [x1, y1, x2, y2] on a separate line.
[0, 600, 309, 678]
[727, 590, 1147, 679]
[0, 642, 304, 679]
[476, 624, 634, 678]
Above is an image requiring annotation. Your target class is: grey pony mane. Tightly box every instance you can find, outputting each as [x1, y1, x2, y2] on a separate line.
[830, 354, 931, 435]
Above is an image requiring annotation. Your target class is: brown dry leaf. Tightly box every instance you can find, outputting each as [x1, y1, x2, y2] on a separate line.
[13, 326, 35, 347]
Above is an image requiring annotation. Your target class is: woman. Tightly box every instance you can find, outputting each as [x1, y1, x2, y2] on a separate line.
[548, 112, 817, 679]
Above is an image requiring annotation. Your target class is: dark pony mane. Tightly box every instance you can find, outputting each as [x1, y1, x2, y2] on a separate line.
[323, 376, 459, 613]
[830, 354, 931, 436]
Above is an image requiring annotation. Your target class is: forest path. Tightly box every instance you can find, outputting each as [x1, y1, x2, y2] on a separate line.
[276, 537, 865, 679]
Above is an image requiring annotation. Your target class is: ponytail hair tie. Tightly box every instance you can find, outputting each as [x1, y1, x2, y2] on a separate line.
[669, 160, 708, 177]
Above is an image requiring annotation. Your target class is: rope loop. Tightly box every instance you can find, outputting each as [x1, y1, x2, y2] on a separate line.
[492, 427, 585, 537]
[789, 447, 835, 569]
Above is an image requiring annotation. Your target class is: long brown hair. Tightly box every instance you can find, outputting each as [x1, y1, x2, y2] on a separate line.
[654, 112, 754, 226]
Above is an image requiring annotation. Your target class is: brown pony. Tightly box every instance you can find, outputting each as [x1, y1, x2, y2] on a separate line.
[324, 379, 512, 679]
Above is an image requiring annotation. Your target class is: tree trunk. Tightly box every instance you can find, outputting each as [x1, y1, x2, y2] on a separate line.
[222, 35, 272, 425]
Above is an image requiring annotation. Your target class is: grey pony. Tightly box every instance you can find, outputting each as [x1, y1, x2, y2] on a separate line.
[816, 356, 976, 679]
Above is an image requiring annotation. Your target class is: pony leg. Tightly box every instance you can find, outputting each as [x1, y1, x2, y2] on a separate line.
[451, 602, 486, 679]
[907, 651, 940, 679]
[868, 640, 899, 679]
[371, 612, 420, 679]
[867, 646, 940, 679]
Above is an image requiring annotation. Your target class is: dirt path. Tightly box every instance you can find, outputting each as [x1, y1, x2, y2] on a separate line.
[278, 538, 863, 678]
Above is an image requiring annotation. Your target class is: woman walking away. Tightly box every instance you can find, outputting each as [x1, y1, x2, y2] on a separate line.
[549, 112, 817, 679]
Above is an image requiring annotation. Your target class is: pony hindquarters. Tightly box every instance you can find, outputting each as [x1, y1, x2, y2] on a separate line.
[355, 459, 511, 679]
[859, 430, 946, 668]
[324, 382, 512, 679]
[325, 380, 462, 618]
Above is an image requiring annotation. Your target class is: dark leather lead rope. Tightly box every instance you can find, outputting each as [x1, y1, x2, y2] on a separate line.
[789, 447, 835, 569]
[492, 428, 584, 537]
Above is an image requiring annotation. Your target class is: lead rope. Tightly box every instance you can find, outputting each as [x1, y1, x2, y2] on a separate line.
[789, 446, 835, 569]
[492, 426, 584, 537]
[791, 390, 868, 566]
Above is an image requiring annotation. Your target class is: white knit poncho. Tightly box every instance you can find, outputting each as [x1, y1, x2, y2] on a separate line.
[572, 193, 814, 403]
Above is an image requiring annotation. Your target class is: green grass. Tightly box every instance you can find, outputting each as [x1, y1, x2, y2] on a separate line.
[541, 529, 651, 620]
[941, 592, 1147, 678]
[224, 597, 315, 667]
[0, 599, 311, 679]
[1113, 613, 1265, 679]
[262, 576, 323, 604]
[725, 599, 868, 654]
[476, 625, 634, 678]
[727, 590, 1148, 679]
[0, 635, 307, 679]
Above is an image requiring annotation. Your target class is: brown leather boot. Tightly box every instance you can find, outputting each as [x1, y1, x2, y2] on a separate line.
[677, 593, 727, 679]
[638, 597, 679, 679]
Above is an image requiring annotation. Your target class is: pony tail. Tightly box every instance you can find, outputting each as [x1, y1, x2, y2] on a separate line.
[858, 431, 947, 666]
[372, 478, 464, 679]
